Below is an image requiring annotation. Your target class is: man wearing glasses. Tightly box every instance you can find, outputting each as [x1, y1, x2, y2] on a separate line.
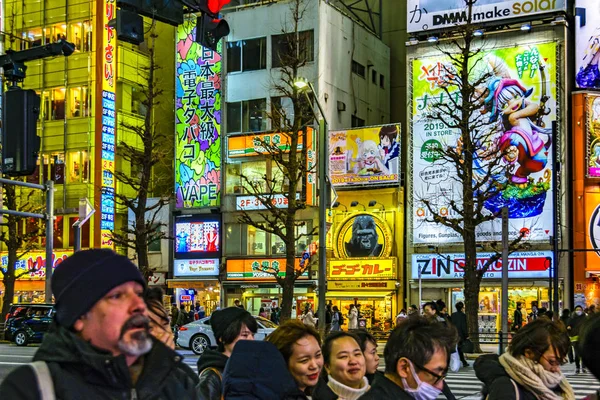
[359, 316, 457, 400]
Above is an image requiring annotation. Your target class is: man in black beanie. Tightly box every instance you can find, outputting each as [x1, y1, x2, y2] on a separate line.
[0, 249, 199, 399]
[197, 306, 258, 400]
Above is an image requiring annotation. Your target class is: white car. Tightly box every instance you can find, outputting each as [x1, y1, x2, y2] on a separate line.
[177, 315, 278, 355]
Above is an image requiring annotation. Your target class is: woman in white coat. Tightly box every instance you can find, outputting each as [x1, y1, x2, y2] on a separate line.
[348, 304, 358, 330]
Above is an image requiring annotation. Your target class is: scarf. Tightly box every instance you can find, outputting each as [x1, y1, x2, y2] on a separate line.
[327, 375, 370, 400]
[499, 353, 575, 400]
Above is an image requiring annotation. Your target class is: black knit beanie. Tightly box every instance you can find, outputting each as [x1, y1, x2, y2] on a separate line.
[210, 306, 251, 342]
[52, 249, 146, 328]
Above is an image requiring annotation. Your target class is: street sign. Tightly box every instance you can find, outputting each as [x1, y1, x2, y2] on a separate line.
[76, 197, 95, 225]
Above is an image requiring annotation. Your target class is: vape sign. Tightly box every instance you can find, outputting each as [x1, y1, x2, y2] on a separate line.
[411, 251, 553, 279]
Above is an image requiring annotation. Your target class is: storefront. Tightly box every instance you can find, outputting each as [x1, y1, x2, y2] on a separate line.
[168, 258, 221, 316]
[0, 250, 72, 307]
[411, 251, 555, 341]
[223, 257, 315, 319]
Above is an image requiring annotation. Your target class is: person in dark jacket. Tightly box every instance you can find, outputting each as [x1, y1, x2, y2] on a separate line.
[580, 313, 600, 400]
[474, 318, 574, 400]
[354, 330, 381, 381]
[0, 249, 199, 400]
[197, 306, 258, 400]
[359, 316, 457, 400]
[560, 309, 573, 363]
[567, 305, 587, 373]
[512, 302, 524, 331]
[451, 302, 469, 368]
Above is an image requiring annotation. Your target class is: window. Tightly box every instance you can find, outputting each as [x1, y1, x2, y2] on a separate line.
[248, 225, 267, 255]
[351, 115, 365, 128]
[226, 98, 267, 133]
[69, 86, 90, 118]
[67, 150, 89, 183]
[148, 224, 162, 252]
[131, 86, 148, 116]
[44, 88, 66, 120]
[380, 74, 385, 89]
[226, 158, 289, 195]
[226, 37, 267, 73]
[372, 69, 377, 84]
[225, 223, 312, 256]
[352, 60, 366, 78]
[70, 21, 92, 52]
[40, 153, 65, 184]
[271, 95, 313, 129]
[272, 30, 314, 68]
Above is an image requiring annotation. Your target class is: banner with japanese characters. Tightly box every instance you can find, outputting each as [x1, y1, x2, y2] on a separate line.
[175, 18, 222, 208]
[411, 42, 557, 244]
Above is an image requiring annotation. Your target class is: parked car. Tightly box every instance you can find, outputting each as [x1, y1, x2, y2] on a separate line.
[4, 303, 55, 346]
[177, 315, 278, 355]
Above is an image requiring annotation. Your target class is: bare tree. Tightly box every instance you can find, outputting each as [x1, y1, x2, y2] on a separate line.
[111, 28, 172, 279]
[235, 0, 318, 321]
[412, 0, 556, 349]
[0, 185, 43, 318]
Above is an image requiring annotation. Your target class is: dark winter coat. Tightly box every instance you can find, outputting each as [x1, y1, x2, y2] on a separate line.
[474, 354, 538, 400]
[197, 348, 229, 400]
[567, 313, 587, 338]
[312, 375, 338, 400]
[0, 324, 199, 400]
[358, 373, 413, 400]
[450, 310, 468, 341]
[513, 309, 524, 330]
[222, 340, 308, 399]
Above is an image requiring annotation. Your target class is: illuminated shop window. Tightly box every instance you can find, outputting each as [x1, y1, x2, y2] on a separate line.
[247, 225, 266, 255]
[272, 30, 314, 68]
[67, 150, 89, 183]
[131, 86, 148, 116]
[226, 37, 267, 73]
[226, 158, 288, 194]
[69, 21, 92, 52]
[19, 28, 44, 49]
[226, 223, 312, 257]
[226, 98, 267, 133]
[69, 86, 90, 117]
[51, 88, 66, 120]
[40, 153, 65, 184]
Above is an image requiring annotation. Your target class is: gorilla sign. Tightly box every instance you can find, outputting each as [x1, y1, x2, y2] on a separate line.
[334, 212, 393, 259]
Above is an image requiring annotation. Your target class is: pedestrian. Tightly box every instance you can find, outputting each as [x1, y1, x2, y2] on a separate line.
[395, 309, 407, 325]
[197, 306, 258, 400]
[348, 304, 359, 330]
[145, 287, 175, 349]
[171, 303, 180, 329]
[436, 299, 449, 321]
[313, 332, 370, 399]
[560, 309, 573, 363]
[359, 316, 457, 400]
[407, 304, 419, 317]
[302, 304, 317, 328]
[567, 305, 587, 373]
[474, 318, 575, 400]
[259, 307, 268, 318]
[0, 249, 199, 399]
[589, 304, 596, 314]
[233, 299, 245, 309]
[176, 303, 188, 327]
[422, 301, 456, 398]
[512, 302, 524, 331]
[451, 302, 469, 368]
[580, 313, 600, 399]
[266, 320, 324, 397]
[325, 303, 333, 334]
[423, 301, 447, 325]
[331, 306, 342, 332]
[354, 330, 381, 381]
[528, 302, 539, 322]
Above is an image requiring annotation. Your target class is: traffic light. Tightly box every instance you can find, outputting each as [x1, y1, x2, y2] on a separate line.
[2, 88, 41, 176]
[113, 8, 144, 45]
[196, 14, 230, 51]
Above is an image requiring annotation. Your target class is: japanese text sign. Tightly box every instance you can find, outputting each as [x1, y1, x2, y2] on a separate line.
[327, 258, 397, 280]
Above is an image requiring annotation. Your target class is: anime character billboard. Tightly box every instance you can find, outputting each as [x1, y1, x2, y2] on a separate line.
[175, 18, 222, 208]
[586, 95, 600, 177]
[575, 0, 600, 89]
[329, 124, 401, 187]
[411, 42, 557, 244]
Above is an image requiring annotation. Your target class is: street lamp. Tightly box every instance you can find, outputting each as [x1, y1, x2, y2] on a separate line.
[294, 76, 329, 337]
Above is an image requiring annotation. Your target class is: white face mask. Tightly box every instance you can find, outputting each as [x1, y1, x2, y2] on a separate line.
[401, 360, 443, 400]
[575, 310, 583, 316]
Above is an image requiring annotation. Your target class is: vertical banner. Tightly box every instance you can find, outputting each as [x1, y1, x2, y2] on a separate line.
[100, 0, 117, 247]
[175, 18, 222, 208]
[575, 0, 600, 89]
[411, 42, 557, 244]
[586, 94, 600, 177]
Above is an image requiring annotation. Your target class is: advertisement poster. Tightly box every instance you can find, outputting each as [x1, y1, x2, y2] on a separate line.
[174, 259, 220, 277]
[0, 251, 72, 280]
[328, 258, 397, 280]
[408, 0, 566, 33]
[226, 258, 308, 280]
[575, 0, 600, 89]
[329, 125, 400, 187]
[411, 251, 553, 279]
[175, 18, 222, 208]
[585, 192, 600, 268]
[333, 212, 393, 258]
[587, 95, 600, 177]
[175, 220, 219, 253]
[411, 42, 557, 244]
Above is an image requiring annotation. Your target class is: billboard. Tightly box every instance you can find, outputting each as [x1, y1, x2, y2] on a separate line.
[225, 258, 309, 280]
[411, 42, 557, 244]
[175, 18, 222, 208]
[586, 94, 600, 177]
[100, 0, 117, 247]
[408, 0, 566, 33]
[411, 251, 553, 279]
[174, 215, 221, 258]
[329, 125, 400, 187]
[174, 258, 220, 277]
[0, 251, 72, 280]
[333, 212, 393, 258]
[585, 192, 600, 269]
[575, 0, 600, 89]
[328, 258, 397, 280]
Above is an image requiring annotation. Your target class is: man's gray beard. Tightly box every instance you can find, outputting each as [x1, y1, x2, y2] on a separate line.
[118, 329, 152, 357]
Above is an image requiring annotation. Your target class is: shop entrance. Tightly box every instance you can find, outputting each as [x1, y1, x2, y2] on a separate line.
[327, 294, 394, 332]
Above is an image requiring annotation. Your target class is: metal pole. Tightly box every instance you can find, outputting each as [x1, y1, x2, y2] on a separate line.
[501, 207, 509, 352]
[317, 118, 328, 337]
[74, 222, 81, 252]
[45, 180, 54, 303]
[418, 268, 422, 313]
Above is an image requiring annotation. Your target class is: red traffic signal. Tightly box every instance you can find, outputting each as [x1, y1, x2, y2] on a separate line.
[192, 0, 231, 16]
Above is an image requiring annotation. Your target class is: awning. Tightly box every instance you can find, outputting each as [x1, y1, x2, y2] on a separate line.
[0, 280, 46, 292]
[325, 291, 394, 299]
[166, 278, 219, 289]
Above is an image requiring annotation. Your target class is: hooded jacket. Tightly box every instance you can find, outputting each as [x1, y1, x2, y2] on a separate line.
[0, 324, 199, 400]
[474, 354, 538, 400]
[197, 348, 229, 400]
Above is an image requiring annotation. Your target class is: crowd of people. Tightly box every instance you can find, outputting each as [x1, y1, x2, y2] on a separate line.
[0, 249, 599, 399]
